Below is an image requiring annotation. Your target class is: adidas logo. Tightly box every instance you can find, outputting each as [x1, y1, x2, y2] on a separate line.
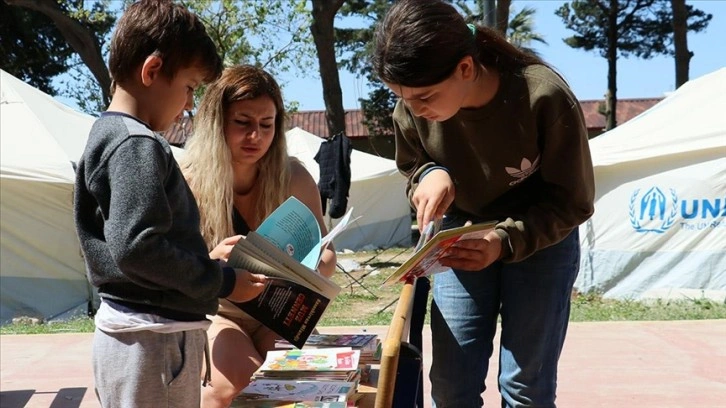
[505, 155, 540, 186]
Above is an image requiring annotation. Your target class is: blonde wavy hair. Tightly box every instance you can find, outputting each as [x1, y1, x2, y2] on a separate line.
[180, 65, 291, 249]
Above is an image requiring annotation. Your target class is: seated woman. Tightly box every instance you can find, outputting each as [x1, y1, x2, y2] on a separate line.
[180, 65, 337, 408]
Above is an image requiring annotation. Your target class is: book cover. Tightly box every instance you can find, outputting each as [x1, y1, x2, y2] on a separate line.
[234, 277, 330, 349]
[227, 197, 356, 347]
[276, 334, 378, 353]
[239, 379, 355, 402]
[382, 220, 498, 286]
[259, 348, 361, 373]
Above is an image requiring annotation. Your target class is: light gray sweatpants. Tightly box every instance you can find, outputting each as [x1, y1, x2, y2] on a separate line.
[92, 328, 206, 408]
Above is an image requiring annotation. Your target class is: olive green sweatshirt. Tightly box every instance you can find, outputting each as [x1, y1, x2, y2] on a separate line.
[393, 64, 595, 262]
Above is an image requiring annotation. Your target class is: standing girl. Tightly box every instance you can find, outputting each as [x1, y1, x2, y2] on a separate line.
[372, 0, 594, 407]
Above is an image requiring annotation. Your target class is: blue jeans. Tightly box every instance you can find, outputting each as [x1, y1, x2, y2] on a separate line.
[430, 219, 580, 408]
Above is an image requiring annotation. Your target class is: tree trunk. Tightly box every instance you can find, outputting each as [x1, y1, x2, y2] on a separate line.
[495, 0, 511, 36]
[482, 0, 496, 28]
[605, 0, 618, 131]
[310, 0, 346, 139]
[670, 0, 691, 88]
[7, 0, 111, 107]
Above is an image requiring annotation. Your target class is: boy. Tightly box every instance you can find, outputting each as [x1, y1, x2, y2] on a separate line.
[73, 1, 266, 406]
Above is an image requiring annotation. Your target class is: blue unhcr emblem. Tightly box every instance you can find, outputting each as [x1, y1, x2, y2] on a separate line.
[629, 187, 678, 233]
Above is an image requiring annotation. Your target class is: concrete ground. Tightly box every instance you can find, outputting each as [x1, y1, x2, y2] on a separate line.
[1, 320, 725, 408]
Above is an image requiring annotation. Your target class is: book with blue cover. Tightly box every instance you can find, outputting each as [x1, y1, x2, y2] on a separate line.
[228, 197, 354, 348]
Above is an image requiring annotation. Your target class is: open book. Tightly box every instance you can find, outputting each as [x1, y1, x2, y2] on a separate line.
[227, 197, 354, 348]
[382, 220, 498, 286]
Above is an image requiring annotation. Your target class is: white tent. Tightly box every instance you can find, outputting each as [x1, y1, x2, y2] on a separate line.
[1, 69, 97, 324]
[577, 68, 726, 301]
[285, 127, 412, 251]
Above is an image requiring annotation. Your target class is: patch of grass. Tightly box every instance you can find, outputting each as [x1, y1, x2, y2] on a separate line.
[2, 247, 724, 335]
[0, 315, 95, 335]
[570, 291, 726, 321]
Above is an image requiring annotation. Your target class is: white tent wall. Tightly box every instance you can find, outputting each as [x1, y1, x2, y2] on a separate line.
[1, 69, 97, 324]
[0, 179, 93, 323]
[577, 68, 726, 301]
[0, 70, 411, 324]
[329, 172, 412, 250]
[285, 127, 412, 250]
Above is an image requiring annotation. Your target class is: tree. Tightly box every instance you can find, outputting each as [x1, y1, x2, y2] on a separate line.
[670, 0, 689, 88]
[349, 0, 547, 147]
[5, 0, 312, 114]
[310, 0, 347, 139]
[506, 6, 548, 55]
[0, 1, 74, 95]
[640, 1, 710, 88]
[5, 0, 115, 108]
[496, 0, 511, 35]
[182, 0, 313, 76]
[556, 0, 710, 131]
[337, 0, 395, 148]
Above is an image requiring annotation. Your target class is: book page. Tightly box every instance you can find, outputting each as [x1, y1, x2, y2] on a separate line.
[321, 207, 359, 249]
[255, 197, 322, 270]
[246, 234, 341, 300]
[382, 220, 498, 286]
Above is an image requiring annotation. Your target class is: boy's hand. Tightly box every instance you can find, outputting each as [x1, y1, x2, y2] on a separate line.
[209, 235, 243, 262]
[412, 169, 455, 232]
[227, 269, 266, 303]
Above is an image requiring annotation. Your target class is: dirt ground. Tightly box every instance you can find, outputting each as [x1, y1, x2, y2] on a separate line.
[321, 247, 418, 325]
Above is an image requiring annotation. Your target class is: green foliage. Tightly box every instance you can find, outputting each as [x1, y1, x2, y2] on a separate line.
[336, 1, 396, 143]
[642, 3, 712, 57]
[2, 0, 115, 113]
[0, 0, 114, 96]
[347, 0, 549, 140]
[0, 316, 95, 335]
[359, 76, 396, 138]
[556, 0, 711, 60]
[182, 0, 314, 76]
[570, 292, 726, 321]
[507, 6, 548, 55]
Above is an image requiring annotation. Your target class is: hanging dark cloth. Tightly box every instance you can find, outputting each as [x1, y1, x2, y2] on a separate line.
[314, 132, 352, 219]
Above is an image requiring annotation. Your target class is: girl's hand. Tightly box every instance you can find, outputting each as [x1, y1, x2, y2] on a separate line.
[209, 235, 243, 262]
[440, 229, 502, 271]
[412, 169, 455, 232]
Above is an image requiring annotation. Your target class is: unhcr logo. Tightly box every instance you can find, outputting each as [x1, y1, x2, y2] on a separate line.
[629, 187, 678, 233]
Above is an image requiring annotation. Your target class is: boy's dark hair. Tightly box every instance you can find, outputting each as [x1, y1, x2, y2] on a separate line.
[108, 0, 222, 87]
[372, 0, 544, 87]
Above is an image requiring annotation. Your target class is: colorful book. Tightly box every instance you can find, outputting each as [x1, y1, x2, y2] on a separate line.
[228, 197, 355, 348]
[239, 379, 356, 402]
[258, 347, 361, 374]
[382, 220, 498, 286]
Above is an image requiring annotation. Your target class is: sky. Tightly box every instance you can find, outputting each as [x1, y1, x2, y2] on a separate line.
[277, 0, 726, 111]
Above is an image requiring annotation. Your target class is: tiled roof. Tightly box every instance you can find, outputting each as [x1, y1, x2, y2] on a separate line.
[286, 109, 369, 139]
[160, 98, 664, 146]
[579, 98, 662, 131]
[288, 98, 664, 138]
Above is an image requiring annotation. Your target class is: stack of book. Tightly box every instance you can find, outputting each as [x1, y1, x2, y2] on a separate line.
[275, 333, 381, 364]
[235, 347, 363, 407]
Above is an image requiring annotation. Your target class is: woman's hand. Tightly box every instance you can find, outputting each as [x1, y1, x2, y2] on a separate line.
[209, 235, 243, 262]
[440, 229, 502, 271]
[412, 169, 455, 232]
